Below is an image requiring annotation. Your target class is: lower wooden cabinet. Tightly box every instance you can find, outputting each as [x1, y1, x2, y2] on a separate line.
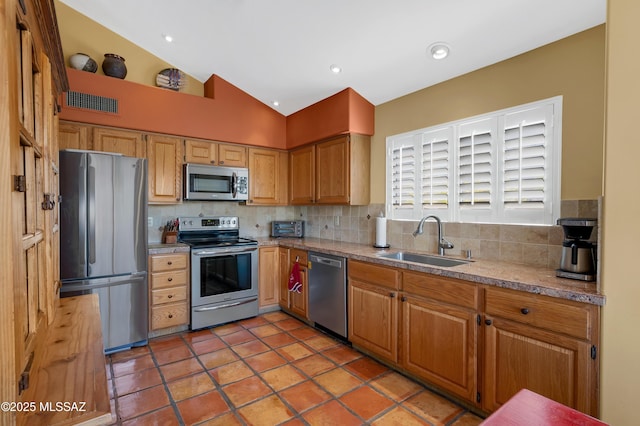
[149, 252, 190, 332]
[258, 247, 280, 309]
[483, 287, 599, 417]
[345, 260, 599, 417]
[348, 260, 400, 363]
[278, 248, 308, 319]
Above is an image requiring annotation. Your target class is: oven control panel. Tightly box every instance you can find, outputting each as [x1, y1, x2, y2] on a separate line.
[178, 216, 238, 231]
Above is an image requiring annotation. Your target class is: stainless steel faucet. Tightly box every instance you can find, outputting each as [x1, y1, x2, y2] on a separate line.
[412, 215, 454, 256]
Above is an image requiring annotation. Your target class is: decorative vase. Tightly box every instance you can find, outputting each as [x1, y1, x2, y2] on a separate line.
[69, 53, 97, 73]
[102, 54, 127, 79]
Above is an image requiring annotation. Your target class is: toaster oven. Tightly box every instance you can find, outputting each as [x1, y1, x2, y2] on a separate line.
[271, 220, 305, 238]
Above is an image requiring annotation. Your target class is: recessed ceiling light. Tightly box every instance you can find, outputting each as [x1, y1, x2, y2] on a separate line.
[428, 43, 450, 60]
[329, 64, 342, 74]
[163, 34, 174, 43]
[272, 100, 280, 107]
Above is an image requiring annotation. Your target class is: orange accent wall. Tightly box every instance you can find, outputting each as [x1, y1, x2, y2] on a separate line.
[60, 68, 287, 149]
[285, 88, 374, 148]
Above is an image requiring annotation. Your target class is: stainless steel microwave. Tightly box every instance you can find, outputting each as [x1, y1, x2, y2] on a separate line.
[183, 164, 249, 201]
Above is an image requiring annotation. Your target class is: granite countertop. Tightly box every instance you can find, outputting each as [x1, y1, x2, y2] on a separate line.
[257, 237, 605, 306]
[148, 243, 190, 255]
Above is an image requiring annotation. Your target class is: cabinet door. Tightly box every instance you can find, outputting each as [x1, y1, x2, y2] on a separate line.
[289, 249, 308, 319]
[315, 135, 349, 204]
[185, 139, 216, 164]
[218, 143, 247, 167]
[484, 316, 596, 416]
[147, 135, 182, 203]
[401, 294, 478, 402]
[258, 247, 279, 308]
[248, 148, 287, 205]
[290, 145, 315, 204]
[58, 122, 91, 150]
[349, 280, 398, 363]
[93, 127, 145, 157]
[278, 247, 290, 308]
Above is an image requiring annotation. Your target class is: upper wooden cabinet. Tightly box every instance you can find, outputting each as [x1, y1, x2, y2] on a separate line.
[58, 121, 92, 151]
[185, 139, 247, 167]
[93, 127, 145, 157]
[147, 135, 183, 204]
[289, 134, 370, 205]
[248, 148, 288, 205]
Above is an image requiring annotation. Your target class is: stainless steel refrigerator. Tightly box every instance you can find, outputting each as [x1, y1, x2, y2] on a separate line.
[59, 150, 148, 353]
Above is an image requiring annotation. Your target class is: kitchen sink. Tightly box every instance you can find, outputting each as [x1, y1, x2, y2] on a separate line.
[378, 251, 470, 267]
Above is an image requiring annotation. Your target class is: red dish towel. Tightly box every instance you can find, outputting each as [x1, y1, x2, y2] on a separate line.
[288, 261, 302, 293]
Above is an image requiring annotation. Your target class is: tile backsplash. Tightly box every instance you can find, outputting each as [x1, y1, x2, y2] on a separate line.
[150, 199, 599, 270]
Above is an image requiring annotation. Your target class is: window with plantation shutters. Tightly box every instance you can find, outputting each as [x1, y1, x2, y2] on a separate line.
[386, 96, 561, 225]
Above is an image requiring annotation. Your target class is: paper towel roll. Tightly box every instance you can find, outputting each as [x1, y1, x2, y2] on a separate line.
[375, 217, 388, 247]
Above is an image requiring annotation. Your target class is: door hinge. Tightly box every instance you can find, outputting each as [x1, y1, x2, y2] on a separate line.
[591, 345, 597, 360]
[18, 351, 35, 394]
[13, 175, 26, 192]
[476, 392, 481, 403]
[42, 193, 56, 210]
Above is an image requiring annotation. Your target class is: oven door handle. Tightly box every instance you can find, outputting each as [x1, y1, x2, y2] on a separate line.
[194, 298, 258, 312]
[192, 247, 258, 256]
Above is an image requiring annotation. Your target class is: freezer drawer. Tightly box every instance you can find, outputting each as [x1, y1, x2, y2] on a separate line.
[60, 273, 148, 353]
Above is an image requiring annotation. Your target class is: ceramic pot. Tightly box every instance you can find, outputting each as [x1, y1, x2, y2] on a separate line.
[69, 53, 97, 73]
[102, 54, 127, 79]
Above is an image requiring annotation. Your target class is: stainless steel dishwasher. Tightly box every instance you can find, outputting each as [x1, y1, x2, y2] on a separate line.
[308, 252, 347, 338]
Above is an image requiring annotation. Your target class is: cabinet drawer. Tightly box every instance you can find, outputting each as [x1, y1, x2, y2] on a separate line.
[348, 260, 400, 290]
[151, 303, 189, 330]
[150, 253, 188, 272]
[151, 286, 188, 305]
[151, 270, 188, 289]
[403, 271, 478, 309]
[290, 248, 308, 266]
[484, 287, 596, 340]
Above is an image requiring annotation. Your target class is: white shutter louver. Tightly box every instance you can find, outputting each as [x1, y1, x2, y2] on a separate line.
[503, 121, 546, 207]
[459, 129, 492, 206]
[391, 144, 416, 208]
[421, 135, 449, 209]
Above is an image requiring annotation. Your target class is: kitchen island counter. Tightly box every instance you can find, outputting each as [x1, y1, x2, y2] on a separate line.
[257, 237, 605, 306]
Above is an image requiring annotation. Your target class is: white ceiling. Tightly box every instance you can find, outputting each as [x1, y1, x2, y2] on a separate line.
[58, 0, 606, 116]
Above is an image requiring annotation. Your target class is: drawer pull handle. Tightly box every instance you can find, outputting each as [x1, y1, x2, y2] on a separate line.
[168, 314, 173, 319]
[521, 308, 530, 315]
[168, 277, 173, 282]
[168, 294, 173, 298]
[485, 319, 493, 326]
[167, 261, 173, 265]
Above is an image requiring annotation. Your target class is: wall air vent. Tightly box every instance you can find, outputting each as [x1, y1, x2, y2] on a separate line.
[65, 91, 119, 114]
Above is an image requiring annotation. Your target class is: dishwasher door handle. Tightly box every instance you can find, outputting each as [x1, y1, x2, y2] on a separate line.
[309, 255, 343, 268]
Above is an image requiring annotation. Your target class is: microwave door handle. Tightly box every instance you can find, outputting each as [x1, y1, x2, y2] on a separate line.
[231, 171, 238, 198]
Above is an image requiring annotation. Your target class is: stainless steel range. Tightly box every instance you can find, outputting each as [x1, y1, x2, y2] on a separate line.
[178, 216, 258, 330]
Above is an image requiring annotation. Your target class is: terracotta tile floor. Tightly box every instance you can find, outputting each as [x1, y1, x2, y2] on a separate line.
[106, 311, 484, 425]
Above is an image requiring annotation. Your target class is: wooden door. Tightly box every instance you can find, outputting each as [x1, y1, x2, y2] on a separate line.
[483, 316, 596, 416]
[289, 249, 308, 319]
[248, 148, 287, 205]
[401, 294, 478, 402]
[58, 121, 91, 150]
[218, 143, 247, 167]
[289, 145, 315, 204]
[348, 280, 398, 363]
[258, 247, 280, 308]
[147, 135, 182, 203]
[185, 139, 216, 164]
[315, 135, 349, 204]
[93, 127, 145, 157]
[278, 247, 290, 308]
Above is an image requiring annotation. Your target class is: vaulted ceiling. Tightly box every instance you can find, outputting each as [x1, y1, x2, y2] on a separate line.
[58, 0, 606, 115]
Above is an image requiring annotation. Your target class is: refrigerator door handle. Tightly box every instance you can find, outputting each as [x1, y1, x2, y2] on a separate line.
[61, 273, 146, 291]
[88, 164, 96, 266]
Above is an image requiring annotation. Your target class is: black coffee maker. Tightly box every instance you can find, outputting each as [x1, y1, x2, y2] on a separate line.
[556, 218, 597, 281]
